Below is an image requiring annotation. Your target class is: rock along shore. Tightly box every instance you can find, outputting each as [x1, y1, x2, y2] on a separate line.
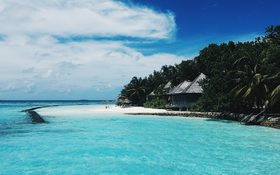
[22, 105, 58, 123]
[127, 111, 280, 129]
[34, 105, 280, 129]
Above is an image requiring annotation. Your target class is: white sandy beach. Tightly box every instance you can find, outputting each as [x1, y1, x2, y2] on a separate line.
[36, 105, 172, 116]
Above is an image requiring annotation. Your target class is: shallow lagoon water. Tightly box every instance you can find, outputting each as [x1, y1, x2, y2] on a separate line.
[0, 103, 280, 175]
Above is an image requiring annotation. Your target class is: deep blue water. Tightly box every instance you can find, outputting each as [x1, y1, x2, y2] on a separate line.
[0, 102, 280, 175]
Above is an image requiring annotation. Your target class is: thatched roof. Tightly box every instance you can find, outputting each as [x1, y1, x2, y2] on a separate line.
[148, 81, 173, 96]
[183, 73, 206, 94]
[149, 91, 156, 96]
[168, 80, 191, 94]
[168, 73, 206, 95]
[123, 99, 132, 104]
[163, 81, 172, 90]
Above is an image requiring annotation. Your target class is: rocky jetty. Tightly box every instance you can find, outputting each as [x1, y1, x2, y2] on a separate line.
[26, 110, 46, 123]
[22, 105, 54, 124]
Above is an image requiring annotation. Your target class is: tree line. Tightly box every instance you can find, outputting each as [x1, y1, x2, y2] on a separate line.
[119, 25, 280, 113]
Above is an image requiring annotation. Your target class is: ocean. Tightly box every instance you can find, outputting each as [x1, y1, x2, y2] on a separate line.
[0, 101, 280, 175]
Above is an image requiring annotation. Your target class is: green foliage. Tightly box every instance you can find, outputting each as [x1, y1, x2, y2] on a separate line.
[271, 84, 280, 105]
[230, 56, 270, 111]
[120, 77, 146, 106]
[120, 25, 280, 113]
[144, 98, 167, 109]
[119, 62, 199, 106]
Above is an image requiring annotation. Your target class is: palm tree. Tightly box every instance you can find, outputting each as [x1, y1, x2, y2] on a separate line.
[231, 55, 269, 111]
[126, 77, 146, 106]
[232, 71, 269, 110]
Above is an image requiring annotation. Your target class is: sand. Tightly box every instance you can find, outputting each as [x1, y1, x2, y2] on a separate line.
[36, 105, 171, 116]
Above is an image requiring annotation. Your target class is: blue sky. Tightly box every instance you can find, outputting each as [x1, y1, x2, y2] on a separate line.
[128, 0, 280, 56]
[0, 0, 279, 100]
[136, 0, 279, 36]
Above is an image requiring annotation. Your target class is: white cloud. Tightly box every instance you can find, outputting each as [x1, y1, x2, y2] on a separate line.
[0, 37, 183, 89]
[0, 0, 182, 99]
[0, 0, 175, 39]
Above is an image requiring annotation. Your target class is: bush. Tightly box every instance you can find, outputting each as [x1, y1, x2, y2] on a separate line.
[144, 98, 167, 109]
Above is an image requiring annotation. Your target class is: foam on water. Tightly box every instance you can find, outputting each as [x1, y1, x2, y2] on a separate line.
[0, 103, 280, 175]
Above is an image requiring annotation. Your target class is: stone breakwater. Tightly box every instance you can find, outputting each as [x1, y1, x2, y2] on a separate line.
[127, 111, 280, 129]
[26, 110, 46, 123]
[22, 105, 57, 123]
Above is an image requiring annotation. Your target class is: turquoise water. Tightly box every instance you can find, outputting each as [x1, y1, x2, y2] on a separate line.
[0, 102, 280, 175]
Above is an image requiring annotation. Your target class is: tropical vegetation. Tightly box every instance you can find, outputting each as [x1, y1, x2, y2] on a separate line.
[119, 25, 280, 113]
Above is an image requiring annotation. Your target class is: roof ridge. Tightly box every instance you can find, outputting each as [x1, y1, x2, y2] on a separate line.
[182, 79, 194, 93]
[182, 74, 201, 93]
[169, 81, 184, 94]
[168, 80, 191, 94]
[183, 73, 205, 93]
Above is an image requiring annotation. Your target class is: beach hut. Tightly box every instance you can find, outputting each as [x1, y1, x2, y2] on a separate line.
[167, 73, 206, 110]
[146, 91, 156, 101]
[162, 81, 172, 94]
[168, 80, 192, 95]
[146, 81, 173, 101]
[122, 99, 132, 107]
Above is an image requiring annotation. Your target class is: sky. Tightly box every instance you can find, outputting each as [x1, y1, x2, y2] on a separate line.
[0, 0, 279, 100]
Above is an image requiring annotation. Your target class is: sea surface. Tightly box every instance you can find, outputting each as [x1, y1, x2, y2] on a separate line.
[0, 101, 280, 175]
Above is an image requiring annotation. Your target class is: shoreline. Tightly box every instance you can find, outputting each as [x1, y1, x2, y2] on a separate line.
[35, 105, 280, 129]
[127, 112, 280, 129]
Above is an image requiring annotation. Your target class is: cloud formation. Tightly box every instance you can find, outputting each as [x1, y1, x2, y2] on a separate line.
[0, 0, 181, 99]
[0, 0, 175, 39]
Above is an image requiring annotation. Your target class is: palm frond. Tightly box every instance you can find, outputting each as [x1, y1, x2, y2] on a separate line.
[271, 84, 280, 104]
[234, 85, 248, 97]
[243, 87, 252, 98]
[254, 74, 262, 85]
[266, 72, 280, 81]
[264, 84, 269, 94]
